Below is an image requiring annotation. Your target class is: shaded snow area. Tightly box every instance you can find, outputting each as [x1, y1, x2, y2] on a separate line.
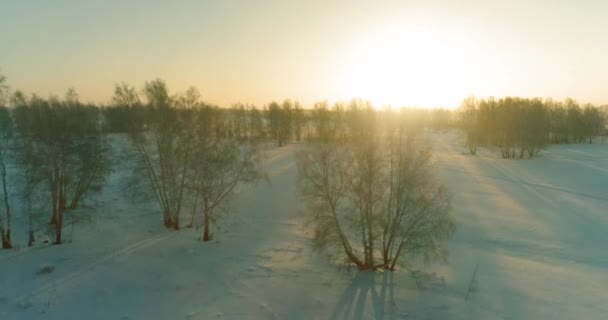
[1, 131, 607, 319]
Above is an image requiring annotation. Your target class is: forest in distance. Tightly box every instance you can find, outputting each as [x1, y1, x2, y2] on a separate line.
[0, 73, 607, 273]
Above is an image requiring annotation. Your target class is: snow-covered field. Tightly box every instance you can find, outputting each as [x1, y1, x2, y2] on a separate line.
[1, 131, 607, 320]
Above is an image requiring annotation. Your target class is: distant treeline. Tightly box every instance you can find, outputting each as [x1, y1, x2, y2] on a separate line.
[102, 87, 453, 144]
[1, 77, 606, 152]
[459, 97, 607, 158]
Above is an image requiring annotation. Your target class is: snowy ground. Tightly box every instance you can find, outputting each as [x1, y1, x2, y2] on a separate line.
[1, 131, 607, 319]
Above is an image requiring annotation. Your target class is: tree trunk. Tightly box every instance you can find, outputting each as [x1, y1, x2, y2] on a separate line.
[27, 192, 35, 247]
[54, 211, 63, 245]
[54, 191, 66, 245]
[50, 180, 58, 225]
[163, 212, 174, 228]
[382, 248, 390, 269]
[173, 212, 180, 231]
[187, 193, 199, 228]
[69, 197, 80, 210]
[1, 163, 11, 249]
[1, 231, 11, 249]
[28, 230, 35, 247]
[50, 209, 58, 225]
[55, 227, 62, 245]
[202, 212, 211, 241]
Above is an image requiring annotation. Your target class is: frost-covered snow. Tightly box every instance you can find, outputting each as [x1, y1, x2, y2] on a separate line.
[1, 131, 607, 319]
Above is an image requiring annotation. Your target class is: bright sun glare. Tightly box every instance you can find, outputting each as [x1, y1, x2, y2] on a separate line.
[341, 26, 477, 109]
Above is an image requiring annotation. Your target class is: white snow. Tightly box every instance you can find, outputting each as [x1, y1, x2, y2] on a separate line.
[1, 131, 607, 319]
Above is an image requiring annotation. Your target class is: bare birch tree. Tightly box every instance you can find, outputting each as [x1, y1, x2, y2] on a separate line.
[122, 79, 195, 229]
[189, 114, 265, 241]
[297, 136, 455, 271]
[0, 73, 13, 248]
[13, 92, 110, 245]
[380, 137, 455, 270]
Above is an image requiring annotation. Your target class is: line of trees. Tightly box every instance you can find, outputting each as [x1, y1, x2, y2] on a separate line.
[0, 85, 111, 247]
[0, 74, 268, 247]
[13, 91, 111, 245]
[460, 97, 607, 158]
[104, 96, 452, 145]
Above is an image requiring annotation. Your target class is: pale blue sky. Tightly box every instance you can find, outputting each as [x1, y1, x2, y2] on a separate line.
[1, 0, 607, 107]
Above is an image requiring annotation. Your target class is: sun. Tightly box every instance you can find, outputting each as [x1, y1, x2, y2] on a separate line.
[338, 25, 477, 109]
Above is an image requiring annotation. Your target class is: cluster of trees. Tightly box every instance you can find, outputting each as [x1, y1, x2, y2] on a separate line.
[460, 97, 607, 158]
[0, 85, 110, 247]
[0, 75, 266, 248]
[115, 79, 266, 240]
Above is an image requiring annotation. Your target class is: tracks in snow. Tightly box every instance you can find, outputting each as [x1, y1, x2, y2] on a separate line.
[14, 232, 175, 306]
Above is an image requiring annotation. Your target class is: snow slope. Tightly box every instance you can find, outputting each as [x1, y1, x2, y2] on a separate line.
[1, 131, 607, 319]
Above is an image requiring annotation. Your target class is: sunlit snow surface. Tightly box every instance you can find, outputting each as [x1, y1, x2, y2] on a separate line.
[1, 131, 607, 319]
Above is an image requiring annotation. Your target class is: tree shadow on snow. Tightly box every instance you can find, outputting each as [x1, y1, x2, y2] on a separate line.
[330, 271, 399, 320]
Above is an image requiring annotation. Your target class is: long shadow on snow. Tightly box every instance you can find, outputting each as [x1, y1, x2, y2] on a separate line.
[443, 168, 608, 202]
[331, 272, 398, 320]
[434, 136, 528, 319]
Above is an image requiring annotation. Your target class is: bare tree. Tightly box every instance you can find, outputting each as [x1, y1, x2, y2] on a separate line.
[10, 90, 39, 246]
[297, 136, 455, 271]
[460, 96, 480, 155]
[189, 118, 265, 241]
[22, 157, 42, 247]
[583, 105, 605, 143]
[0, 73, 12, 248]
[0, 111, 12, 249]
[13, 92, 110, 245]
[380, 137, 455, 270]
[123, 79, 195, 229]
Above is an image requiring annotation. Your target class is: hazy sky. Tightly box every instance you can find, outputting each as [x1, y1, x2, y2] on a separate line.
[1, 0, 607, 108]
